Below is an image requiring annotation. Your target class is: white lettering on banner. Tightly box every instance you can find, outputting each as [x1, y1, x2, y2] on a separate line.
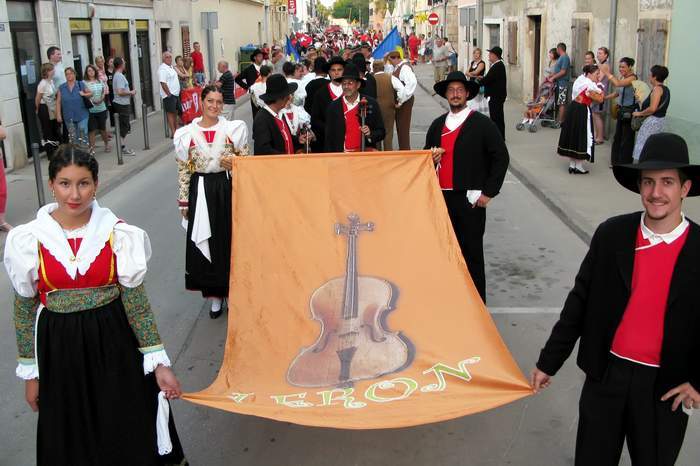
[227, 393, 254, 403]
[317, 388, 367, 409]
[421, 357, 481, 393]
[365, 377, 418, 403]
[270, 392, 314, 408]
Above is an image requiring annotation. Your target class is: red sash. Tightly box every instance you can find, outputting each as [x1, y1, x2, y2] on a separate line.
[273, 117, 295, 154]
[328, 83, 342, 101]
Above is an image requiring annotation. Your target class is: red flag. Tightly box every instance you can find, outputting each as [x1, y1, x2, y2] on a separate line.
[179, 87, 202, 124]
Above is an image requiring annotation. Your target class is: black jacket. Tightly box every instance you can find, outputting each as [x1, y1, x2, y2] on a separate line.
[360, 74, 377, 100]
[235, 64, 259, 90]
[537, 213, 700, 396]
[311, 85, 340, 152]
[423, 111, 509, 197]
[304, 77, 329, 114]
[480, 61, 506, 101]
[252, 108, 299, 155]
[324, 95, 385, 152]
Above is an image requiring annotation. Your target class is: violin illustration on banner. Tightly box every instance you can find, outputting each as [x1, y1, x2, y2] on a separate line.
[287, 213, 414, 388]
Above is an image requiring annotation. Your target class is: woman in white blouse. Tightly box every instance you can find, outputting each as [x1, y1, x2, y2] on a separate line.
[174, 85, 249, 318]
[3, 146, 187, 465]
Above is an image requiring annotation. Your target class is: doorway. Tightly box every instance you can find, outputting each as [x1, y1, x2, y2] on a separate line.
[529, 15, 541, 98]
[136, 29, 153, 110]
[8, 1, 42, 154]
[102, 29, 135, 116]
[71, 33, 93, 80]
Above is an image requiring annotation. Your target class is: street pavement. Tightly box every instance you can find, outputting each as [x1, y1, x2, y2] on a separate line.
[0, 67, 698, 465]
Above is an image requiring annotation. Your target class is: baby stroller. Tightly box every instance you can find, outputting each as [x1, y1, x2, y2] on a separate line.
[516, 81, 556, 133]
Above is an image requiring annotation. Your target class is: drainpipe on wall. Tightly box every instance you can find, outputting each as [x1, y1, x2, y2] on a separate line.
[606, 0, 618, 139]
[53, 0, 64, 51]
[477, 0, 484, 49]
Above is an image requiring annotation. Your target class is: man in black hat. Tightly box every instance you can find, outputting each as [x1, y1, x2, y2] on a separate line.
[236, 48, 265, 118]
[310, 56, 345, 152]
[478, 46, 507, 139]
[352, 53, 377, 99]
[253, 75, 310, 155]
[324, 63, 385, 153]
[532, 132, 700, 465]
[424, 71, 509, 302]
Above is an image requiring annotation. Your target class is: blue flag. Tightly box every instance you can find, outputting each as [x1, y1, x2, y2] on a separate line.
[372, 27, 402, 60]
[286, 36, 300, 62]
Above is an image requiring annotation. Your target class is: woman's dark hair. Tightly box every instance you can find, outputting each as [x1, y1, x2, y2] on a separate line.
[84, 64, 98, 80]
[260, 65, 273, 77]
[582, 64, 599, 75]
[200, 84, 222, 101]
[549, 48, 559, 60]
[650, 65, 669, 83]
[620, 57, 635, 68]
[48, 145, 99, 181]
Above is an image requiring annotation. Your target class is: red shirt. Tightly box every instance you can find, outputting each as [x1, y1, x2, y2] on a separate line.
[611, 225, 689, 366]
[342, 100, 361, 152]
[273, 117, 295, 154]
[191, 50, 205, 73]
[438, 122, 466, 189]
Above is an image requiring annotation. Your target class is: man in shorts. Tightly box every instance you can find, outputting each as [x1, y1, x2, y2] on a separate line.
[546, 42, 570, 125]
[159, 51, 181, 137]
[111, 57, 136, 155]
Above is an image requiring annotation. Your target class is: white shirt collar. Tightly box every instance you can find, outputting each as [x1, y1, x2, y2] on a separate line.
[640, 212, 689, 245]
[445, 107, 473, 131]
[343, 95, 360, 110]
[263, 104, 283, 120]
[329, 81, 343, 97]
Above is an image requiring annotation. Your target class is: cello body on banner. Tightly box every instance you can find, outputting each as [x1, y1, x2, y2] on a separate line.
[287, 214, 414, 388]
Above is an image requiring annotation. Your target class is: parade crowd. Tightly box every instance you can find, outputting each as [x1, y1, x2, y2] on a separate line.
[2, 25, 699, 466]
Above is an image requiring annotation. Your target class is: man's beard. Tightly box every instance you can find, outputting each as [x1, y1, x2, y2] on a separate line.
[449, 102, 467, 111]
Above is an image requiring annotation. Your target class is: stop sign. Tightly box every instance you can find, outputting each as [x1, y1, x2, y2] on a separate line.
[428, 12, 439, 26]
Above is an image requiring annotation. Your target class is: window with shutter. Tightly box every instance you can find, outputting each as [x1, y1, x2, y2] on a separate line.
[181, 25, 191, 57]
[570, 18, 590, 77]
[636, 19, 668, 82]
[508, 21, 518, 65]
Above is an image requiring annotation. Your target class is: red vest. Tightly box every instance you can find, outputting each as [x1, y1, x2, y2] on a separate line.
[273, 117, 295, 154]
[438, 112, 472, 189]
[38, 238, 117, 305]
[611, 226, 689, 366]
[342, 100, 362, 152]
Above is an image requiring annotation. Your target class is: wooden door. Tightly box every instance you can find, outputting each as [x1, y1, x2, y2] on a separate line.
[636, 19, 668, 82]
[570, 18, 590, 78]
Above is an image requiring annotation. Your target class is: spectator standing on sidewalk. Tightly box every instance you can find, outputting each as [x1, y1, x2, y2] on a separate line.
[47, 47, 67, 142]
[432, 37, 449, 84]
[0, 123, 9, 232]
[175, 56, 190, 90]
[94, 56, 113, 137]
[543, 48, 558, 80]
[632, 65, 671, 162]
[479, 46, 507, 139]
[191, 42, 206, 85]
[55, 67, 91, 144]
[236, 48, 265, 118]
[270, 49, 286, 75]
[466, 48, 486, 79]
[105, 57, 116, 128]
[111, 57, 136, 155]
[84, 64, 111, 155]
[159, 51, 181, 138]
[592, 47, 611, 144]
[215, 60, 237, 120]
[425, 32, 434, 64]
[602, 57, 637, 165]
[546, 42, 570, 125]
[35, 63, 61, 152]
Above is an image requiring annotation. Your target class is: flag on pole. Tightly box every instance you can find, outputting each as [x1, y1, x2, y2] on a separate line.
[372, 26, 403, 60]
[286, 35, 300, 62]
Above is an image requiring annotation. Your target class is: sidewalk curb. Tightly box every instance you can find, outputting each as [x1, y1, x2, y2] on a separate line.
[417, 79, 593, 245]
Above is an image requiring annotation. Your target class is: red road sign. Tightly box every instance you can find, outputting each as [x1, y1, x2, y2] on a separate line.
[428, 12, 439, 26]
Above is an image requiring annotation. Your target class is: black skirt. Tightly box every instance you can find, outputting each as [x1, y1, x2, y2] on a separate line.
[557, 101, 594, 162]
[185, 171, 232, 297]
[36, 298, 186, 466]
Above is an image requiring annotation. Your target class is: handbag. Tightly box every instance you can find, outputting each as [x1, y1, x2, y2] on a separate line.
[617, 86, 635, 121]
[631, 89, 668, 131]
[79, 81, 94, 109]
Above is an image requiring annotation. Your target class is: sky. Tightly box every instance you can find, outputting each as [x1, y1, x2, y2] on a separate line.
[318, 0, 334, 7]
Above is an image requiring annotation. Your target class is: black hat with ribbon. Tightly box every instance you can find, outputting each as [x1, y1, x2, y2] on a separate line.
[259, 74, 298, 104]
[433, 71, 480, 100]
[613, 132, 700, 196]
[487, 46, 503, 59]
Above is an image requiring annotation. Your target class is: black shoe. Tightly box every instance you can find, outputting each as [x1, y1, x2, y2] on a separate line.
[574, 167, 589, 174]
[568, 167, 576, 174]
[209, 309, 223, 319]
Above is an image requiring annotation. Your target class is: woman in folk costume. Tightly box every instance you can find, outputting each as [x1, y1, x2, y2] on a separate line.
[3, 146, 187, 466]
[174, 85, 248, 318]
[557, 64, 604, 174]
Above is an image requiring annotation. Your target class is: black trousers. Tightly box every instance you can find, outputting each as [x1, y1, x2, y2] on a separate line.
[488, 97, 506, 140]
[251, 100, 259, 121]
[575, 355, 688, 466]
[111, 102, 131, 139]
[611, 117, 635, 165]
[443, 190, 487, 302]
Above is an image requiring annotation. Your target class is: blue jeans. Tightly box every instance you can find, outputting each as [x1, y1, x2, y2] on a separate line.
[67, 118, 89, 144]
[194, 72, 206, 85]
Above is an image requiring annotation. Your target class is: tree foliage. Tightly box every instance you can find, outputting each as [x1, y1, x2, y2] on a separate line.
[332, 0, 370, 25]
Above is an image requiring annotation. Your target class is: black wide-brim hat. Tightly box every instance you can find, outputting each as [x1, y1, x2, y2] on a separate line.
[487, 46, 503, 59]
[333, 63, 365, 87]
[260, 74, 298, 103]
[613, 132, 700, 196]
[433, 71, 480, 100]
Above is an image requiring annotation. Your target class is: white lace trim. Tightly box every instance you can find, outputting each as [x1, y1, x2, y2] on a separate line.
[16, 362, 39, 380]
[142, 349, 172, 375]
[173, 116, 249, 163]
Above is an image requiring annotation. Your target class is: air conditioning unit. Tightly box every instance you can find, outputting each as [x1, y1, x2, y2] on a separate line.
[276, 5, 287, 12]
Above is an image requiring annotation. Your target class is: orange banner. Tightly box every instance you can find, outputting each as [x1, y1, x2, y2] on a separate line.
[183, 151, 532, 429]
